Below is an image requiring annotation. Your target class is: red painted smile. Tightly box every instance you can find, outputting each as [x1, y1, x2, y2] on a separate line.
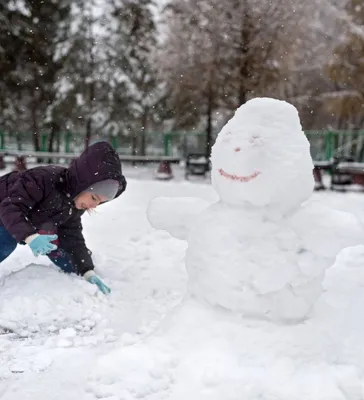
[218, 169, 261, 182]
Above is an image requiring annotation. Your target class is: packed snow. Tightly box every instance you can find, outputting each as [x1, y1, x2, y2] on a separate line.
[2, 99, 364, 399]
[0, 176, 364, 399]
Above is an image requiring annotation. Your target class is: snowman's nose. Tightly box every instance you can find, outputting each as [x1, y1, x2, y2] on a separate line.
[234, 147, 241, 152]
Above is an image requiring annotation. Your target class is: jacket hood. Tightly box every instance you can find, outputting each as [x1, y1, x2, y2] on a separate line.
[62, 141, 127, 199]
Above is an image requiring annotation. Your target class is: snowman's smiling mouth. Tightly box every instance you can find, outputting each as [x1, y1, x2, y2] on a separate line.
[218, 169, 261, 182]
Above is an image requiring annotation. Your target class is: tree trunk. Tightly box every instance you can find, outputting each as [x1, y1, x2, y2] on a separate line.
[48, 123, 57, 153]
[31, 99, 40, 152]
[131, 130, 138, 167]
[132, 132, 138, 155]
[48, 123, 59, 163]
[238, 74, 248, 105]
[139, 109, 149, 156]
[238, 27, 249, 106]
[85, 117, 92, 149]
[16, 133, 22, 151]
[56, 131, 61, 153]
[238, 4, 250, 106]
[85, 7, 95, 150]
[85, 81, 95, 148]
[205, 79, 213, 158]
[337, 112, 345, 130]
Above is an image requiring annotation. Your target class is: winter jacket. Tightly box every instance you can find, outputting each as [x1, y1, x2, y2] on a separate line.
[0, 141, 127, 275]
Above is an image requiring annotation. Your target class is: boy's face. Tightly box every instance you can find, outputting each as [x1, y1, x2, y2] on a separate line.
[74, 192, 109, 210]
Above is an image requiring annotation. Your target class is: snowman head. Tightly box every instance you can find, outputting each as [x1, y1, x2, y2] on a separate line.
[211, 98, 314, 213]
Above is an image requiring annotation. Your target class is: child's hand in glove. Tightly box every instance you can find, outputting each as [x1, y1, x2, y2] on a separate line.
[25, 234, 58, 256]
[83, 271, 111, 295]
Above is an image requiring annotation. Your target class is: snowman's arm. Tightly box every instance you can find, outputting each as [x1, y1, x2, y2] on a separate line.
[291, 202, 364, 258]
[147, 197, 210, 240]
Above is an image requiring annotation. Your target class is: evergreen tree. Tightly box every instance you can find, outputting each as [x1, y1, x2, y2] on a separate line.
[50, 0, 116, 149]
[109, 0, 163, 155]
[0, 0, 71, 150]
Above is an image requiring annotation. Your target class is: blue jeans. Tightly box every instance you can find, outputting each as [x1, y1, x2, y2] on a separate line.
[0, 226, 74, 273]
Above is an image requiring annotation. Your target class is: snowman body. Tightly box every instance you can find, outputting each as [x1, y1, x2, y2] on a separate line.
[186, 202, 333, 321]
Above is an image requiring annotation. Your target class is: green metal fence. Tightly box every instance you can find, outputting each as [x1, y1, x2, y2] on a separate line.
[1, 130, 364, 161]
[0, 130, 209, 158]
[305, 130, 364, 161]
[0, 131, 85, 153]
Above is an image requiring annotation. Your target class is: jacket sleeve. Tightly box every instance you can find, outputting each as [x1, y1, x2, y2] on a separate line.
[58, 212, 95, 276]
[0, 172, 51, 242]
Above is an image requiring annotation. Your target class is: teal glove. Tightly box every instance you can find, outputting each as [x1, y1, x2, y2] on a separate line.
[27, 234, 58, 256]
[86, 274, 111, 295]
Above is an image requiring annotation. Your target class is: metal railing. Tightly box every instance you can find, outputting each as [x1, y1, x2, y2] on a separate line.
[2, 130, 364, 162]
[305, 130, 364, 161]
[0, 150, 181, 164]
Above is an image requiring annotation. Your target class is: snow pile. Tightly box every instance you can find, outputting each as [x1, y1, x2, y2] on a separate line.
[88, 267, 364, 400]
[87, 245, 364, 400]
[0, 205, 188, 348]
[0, 264, 111, 341]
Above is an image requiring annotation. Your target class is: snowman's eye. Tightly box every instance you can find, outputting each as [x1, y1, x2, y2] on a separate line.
[222, 132, 232, 143]
[251, 134, 261, 141]
[250, 134, 263, 146]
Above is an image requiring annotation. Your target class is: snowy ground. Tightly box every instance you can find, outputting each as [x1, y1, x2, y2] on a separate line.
[1, 166, 364, 399]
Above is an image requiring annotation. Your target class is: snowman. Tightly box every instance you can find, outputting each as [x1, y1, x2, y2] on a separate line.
[148, 97, 364, 322]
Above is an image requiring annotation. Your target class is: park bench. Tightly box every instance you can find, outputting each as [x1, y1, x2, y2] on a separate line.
[0, 150, 182, 180]
[313, 157, 364, 191]
[184, 153, 210, 180]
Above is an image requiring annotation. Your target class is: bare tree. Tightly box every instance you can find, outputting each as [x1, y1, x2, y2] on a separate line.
[159, 0, 317, 154]
[325, 0, 364, 129]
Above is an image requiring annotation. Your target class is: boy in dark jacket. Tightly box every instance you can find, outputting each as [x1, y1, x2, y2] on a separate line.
[0, 141, 127, 294]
